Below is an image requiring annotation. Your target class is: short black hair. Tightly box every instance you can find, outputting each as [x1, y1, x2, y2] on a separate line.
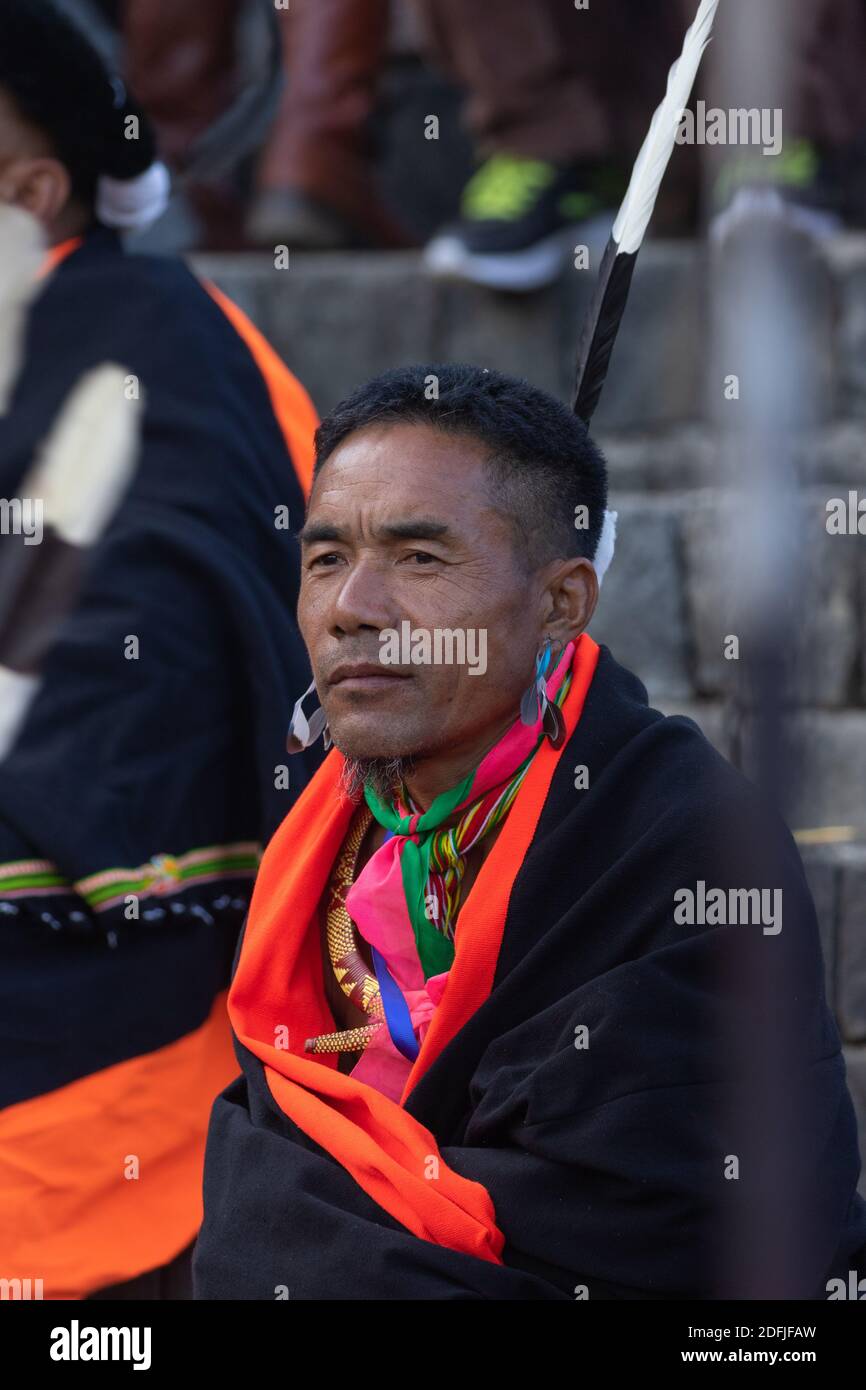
[0, 0, 156, 210]
[313, 363, 609, 568]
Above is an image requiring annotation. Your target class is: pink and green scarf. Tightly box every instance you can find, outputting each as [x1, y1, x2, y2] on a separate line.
[345, 641, 574, 1099]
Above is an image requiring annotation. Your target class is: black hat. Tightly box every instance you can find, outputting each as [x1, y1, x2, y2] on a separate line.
[0, 0, 169, 230]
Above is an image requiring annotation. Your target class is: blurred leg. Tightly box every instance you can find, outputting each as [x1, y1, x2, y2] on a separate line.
[414, 0, 608, 163]
[252, 0, 413, 247]
[795, 0, 866, 145]
[122, 0, 238, 167]
[122, 0, 244, 247]
[697, 0, 866, 230]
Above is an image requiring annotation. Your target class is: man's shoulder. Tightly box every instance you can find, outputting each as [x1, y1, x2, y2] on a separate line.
[561, 643, 800, 863]
[27, 241, 296, 461]
[569, 643, 736, 795]
[36, 238, 251, 373]
[43, 235, 200, 312]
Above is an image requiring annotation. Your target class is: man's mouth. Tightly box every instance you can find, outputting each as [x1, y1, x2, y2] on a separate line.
[327, 662, 413, 692]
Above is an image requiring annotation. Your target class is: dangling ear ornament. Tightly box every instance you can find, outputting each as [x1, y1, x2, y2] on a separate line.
[520, 639, 566, 746]
[542, 696, 566, 748]
[286, 678, 330, 754]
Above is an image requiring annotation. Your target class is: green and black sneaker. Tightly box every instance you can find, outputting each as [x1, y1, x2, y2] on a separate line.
[709, 139, 842, 245]
[424, 153, 623, 292]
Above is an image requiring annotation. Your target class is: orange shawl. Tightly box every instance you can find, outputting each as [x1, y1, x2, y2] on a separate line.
[228, 634, 600, 1264]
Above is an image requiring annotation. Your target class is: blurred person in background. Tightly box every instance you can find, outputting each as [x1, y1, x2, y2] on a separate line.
[0, 0, 319, 1299]
[121, 0, 412, 251]
[703, 0, 866, 244]
[419, 0, 866, 289]
[245, 0, 413, 250]
[97, 0, 866, 262]
[122, 0, 244, 248]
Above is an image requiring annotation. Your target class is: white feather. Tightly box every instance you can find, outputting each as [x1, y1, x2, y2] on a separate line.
[0, 668, 39, 761]
[612, 0, 719, 255]
[23, 365, 142, 547]
[96, 160, 171, 231]
[594, 508, 618, 587]
[0, 205, 46, 414]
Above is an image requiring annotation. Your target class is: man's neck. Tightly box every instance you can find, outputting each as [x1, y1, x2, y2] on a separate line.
[48, 203, 91, 246]
[401, 711, 517, 812]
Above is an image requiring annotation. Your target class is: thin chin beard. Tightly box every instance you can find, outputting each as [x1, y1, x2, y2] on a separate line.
[339, 754, 416, 803]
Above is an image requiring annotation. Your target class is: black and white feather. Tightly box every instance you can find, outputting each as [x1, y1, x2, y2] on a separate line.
[0, 206, 46, 415]
[0, 366, 142, 758]
[573, 0, 719, 425]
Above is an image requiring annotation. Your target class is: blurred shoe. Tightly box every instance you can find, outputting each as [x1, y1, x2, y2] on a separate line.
[710, 185, 841, 248]
[246, 184, 415, 251]
[709, 140, 842, 247]
[247, 189, 358, 250]
[424, 154, 620, 292]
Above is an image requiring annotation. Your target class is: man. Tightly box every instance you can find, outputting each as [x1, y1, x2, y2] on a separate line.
[0, 0, 318, 1298]
[194, 364, 866, 1299]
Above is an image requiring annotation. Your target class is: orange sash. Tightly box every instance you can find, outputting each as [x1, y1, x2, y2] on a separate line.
[228, 634, 600, 1263]
[37, 240, 318, 499]
[39, 236, 83, 277]
[202, 281, 317, 498]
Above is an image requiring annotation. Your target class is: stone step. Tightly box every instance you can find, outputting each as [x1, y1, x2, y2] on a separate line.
[195, 236, 866, 426]
[583, 490, 865, 709]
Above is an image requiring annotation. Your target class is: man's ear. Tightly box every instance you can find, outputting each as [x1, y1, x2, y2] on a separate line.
[1, 156, 72, 228]
[542, 556, 599, 647]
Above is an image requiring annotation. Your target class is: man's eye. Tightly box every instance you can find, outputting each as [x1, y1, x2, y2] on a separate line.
[309, 552, 342, 568]
[403, 551, 437, 565]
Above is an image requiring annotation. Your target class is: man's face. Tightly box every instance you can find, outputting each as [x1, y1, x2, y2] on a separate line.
[0, 87, 70, 229]
[0, 89, 36, 203]
[298, 422, 545, 764]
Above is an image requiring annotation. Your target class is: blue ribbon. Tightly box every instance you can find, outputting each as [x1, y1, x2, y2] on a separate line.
[371, 945, 419, 1062]
[371, 829, 420, 1062]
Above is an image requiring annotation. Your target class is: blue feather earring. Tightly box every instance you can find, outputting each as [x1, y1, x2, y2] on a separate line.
[520, 640, 551, 726]
[520, 638, 565, 746]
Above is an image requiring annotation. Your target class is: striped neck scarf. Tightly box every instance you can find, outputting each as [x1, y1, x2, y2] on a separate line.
[350, 643, 575, 981]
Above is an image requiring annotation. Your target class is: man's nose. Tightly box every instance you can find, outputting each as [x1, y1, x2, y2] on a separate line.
[329, 555, 395, 634]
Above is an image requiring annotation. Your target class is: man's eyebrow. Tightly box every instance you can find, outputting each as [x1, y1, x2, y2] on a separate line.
[297, 518, 455, 545]
[297, 521, 347, 545]
[377, 518, 453, 542]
